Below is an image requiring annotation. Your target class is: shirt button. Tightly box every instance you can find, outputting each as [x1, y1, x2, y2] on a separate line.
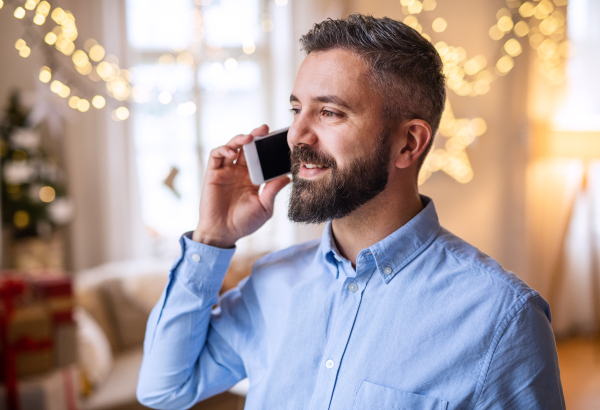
[384, 267, 392, 275]
[191, 253, 201, 262]
[325, 359, 334, 369]
[348, 283, 358, 293]
[333, 254, 342, 262]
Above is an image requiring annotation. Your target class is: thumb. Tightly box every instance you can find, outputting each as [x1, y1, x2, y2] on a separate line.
[259, 175, 291, 214]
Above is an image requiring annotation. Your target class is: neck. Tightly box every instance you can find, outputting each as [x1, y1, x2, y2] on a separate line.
[330, 181, 423, 268]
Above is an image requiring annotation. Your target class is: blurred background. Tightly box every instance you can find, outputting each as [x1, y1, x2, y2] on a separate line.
[0, 0, 599, 408]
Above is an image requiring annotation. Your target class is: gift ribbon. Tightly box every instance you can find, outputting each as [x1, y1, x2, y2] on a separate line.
[1, 277, 26, 410]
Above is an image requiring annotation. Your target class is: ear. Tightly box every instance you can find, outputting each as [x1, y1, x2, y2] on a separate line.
[394, 119, 432, 170]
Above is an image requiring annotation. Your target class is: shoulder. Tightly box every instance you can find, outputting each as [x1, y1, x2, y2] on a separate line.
[425, 227, 550, 326]
[436, 227, 538, 298]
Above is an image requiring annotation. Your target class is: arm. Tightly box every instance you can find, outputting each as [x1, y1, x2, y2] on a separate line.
[136, 234, 242, 409]
[475, 295, 565, 409]
[137, 125, 289, 409]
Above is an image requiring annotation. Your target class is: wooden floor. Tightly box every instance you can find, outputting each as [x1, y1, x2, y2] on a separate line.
[557, 338, 600, 409]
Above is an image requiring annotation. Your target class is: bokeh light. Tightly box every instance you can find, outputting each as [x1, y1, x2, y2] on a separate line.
[39, 186, 56, 203]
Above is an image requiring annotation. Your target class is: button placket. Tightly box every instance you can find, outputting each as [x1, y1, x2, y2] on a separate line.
[308, 268, 376, 410]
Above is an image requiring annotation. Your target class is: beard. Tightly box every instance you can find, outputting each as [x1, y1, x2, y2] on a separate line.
[287, 129, 391, 224]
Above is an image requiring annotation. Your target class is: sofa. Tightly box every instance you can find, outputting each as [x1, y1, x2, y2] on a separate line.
[74, 255, 258, 410]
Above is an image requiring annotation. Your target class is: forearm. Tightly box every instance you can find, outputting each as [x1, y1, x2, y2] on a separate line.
[137, 232, 239, 409]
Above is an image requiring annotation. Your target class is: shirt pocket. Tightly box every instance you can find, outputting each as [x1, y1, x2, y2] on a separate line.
[352, 381, 449, 410]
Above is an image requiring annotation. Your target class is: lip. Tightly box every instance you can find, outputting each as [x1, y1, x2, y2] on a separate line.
[298, 162, 330, 178]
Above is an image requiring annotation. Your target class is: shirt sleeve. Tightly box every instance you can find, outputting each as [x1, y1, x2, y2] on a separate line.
[475, 295, 565, 409]
[136, 232, 246, 410]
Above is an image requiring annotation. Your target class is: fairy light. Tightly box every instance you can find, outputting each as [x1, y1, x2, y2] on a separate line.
[14, 7, 25, 19]
[5, 1, 133, 121]
[58, 85, 70, 98]
[419, 101, 485, 185]
[431, 18, 447, 33]
[114, 107, 129, 120]
[24, 0, 39, 10]
[89, 44, 105, 62]
[44, 32, 57, 44]
[77, 99, 90, 112]
[92, 95, 106, 109]
[14, 210, 30, 228]
[39, 66, 52, 83]
[39, 186, 56, 202]
[68, 96, 80, 109]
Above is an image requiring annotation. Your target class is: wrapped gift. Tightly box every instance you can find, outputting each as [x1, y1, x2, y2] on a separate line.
[0, 366, 80, 410]
[27, 274, 77, 368]
[8, 304, 54, 378]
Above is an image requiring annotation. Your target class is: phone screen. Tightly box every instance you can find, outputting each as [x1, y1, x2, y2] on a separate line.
[255, 130, 291, 181]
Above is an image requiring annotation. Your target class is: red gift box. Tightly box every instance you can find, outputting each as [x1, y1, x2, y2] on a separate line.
[26, 274, 77, 369]
[1, 272, 77, 410]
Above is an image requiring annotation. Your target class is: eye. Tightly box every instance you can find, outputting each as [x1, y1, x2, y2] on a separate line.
[322, 110, 341, 118]
[290, 108, 301, 115]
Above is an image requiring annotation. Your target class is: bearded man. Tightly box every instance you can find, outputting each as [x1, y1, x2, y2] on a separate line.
[137, 15, 564, 410]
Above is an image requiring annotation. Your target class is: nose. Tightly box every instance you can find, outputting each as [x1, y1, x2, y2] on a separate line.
[288, 112, 318, 148]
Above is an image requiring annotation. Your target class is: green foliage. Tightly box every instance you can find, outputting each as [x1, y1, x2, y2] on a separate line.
[0, 90, 69, 238]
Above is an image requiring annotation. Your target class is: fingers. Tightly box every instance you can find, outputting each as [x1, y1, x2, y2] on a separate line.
[208, 145, 238, 169]
[249, 124, 269, 138]
[208, 125, 270, 170]
[236, 146, 247, 166]
[259, 175, 291, 214]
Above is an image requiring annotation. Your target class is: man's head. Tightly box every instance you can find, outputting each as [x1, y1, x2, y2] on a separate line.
[287, 14, 445, 224]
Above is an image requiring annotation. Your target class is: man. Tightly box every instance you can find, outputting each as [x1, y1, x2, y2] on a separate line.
[137, 14, 564, 409]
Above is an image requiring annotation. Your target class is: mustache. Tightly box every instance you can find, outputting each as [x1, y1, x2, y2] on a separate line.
[290, 145, 337, 173]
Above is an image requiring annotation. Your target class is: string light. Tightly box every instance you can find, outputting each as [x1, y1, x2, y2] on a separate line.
[92, 95, 106, 109]
[14, 7, 26, 19]
[14, 210, 30, 228]
[4, 0, 135, 121]
[77, 99, 90, 112]
[114, 107, 129, 120]
[39, 186, 56, 202]
[68, 95, 80, 109]
[419, 101, 485, 185]
[24, 0, 39, 10]
[432, 17, 447, 33]
[39, 66, 52, 83]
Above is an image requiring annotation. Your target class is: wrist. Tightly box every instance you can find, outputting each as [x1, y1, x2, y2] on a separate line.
[191, 229, 235, 249]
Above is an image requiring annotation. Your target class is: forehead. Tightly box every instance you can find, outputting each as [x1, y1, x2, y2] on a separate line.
[292, 49, 380, 109]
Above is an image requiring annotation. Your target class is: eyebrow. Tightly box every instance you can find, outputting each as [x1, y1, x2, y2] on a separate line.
[289, 94, 353, 111]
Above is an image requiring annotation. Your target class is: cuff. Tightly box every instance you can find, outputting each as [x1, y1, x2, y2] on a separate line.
[171, 231, 236, 296]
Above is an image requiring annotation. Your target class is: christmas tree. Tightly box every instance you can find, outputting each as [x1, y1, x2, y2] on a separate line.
[0, 90, 72, 240]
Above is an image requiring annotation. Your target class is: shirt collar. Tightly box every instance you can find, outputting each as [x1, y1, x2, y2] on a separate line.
[318, 195, 441, 283]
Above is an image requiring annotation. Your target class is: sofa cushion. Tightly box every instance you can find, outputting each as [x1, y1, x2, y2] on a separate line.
[76, 307, 113, 391]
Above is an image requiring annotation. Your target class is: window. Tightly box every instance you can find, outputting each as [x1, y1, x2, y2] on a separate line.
[125, 0, 297, 256]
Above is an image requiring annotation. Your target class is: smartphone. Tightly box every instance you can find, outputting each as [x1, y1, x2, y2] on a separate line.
[243, 127, 291, 186]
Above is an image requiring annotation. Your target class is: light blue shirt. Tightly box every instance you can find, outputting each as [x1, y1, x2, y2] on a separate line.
[137, 196, 564, 409]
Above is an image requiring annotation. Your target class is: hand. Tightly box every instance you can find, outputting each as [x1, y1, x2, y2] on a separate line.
[192, 125, 291, 248]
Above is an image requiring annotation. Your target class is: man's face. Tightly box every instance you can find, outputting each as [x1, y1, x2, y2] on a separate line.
[287, 49, 392, 223]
